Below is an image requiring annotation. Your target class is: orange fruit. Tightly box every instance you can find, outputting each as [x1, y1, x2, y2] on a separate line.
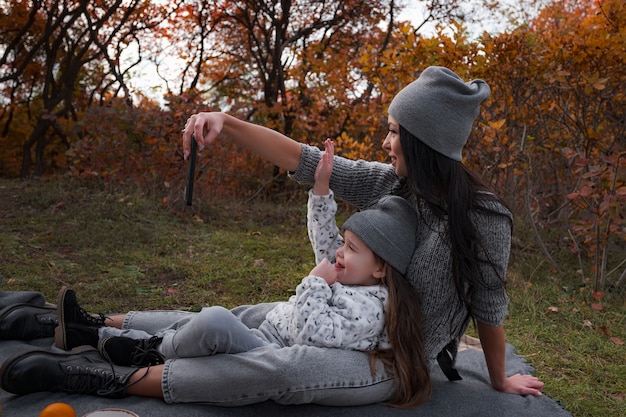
[39, 402, 77, 417]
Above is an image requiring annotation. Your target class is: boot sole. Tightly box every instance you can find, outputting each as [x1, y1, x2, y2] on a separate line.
[54, 286, 71, 350]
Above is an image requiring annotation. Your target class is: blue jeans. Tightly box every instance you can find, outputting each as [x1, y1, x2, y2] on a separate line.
[116, 303, 396, 405]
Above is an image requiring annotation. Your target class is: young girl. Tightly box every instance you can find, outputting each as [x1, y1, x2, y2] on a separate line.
[50, 140, 431, 407]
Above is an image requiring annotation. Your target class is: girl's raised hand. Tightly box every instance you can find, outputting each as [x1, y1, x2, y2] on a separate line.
[313, 139, 334, 195]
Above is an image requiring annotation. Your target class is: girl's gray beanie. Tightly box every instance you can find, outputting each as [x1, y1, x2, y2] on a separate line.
[342, 196, 417, 275]
[388, 66, 491, 161]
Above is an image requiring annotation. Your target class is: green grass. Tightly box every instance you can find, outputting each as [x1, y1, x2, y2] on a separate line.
[504, 274, 626, 415]
[0, 176, 624, 416]
[0, 176, 315, 312]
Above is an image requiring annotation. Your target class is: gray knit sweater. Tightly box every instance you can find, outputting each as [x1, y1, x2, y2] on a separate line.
[290, 144, 511, 363]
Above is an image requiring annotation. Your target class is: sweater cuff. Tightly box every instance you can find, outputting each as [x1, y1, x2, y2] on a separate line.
[308, 189, 334, 202]
[289, 144, 321, 185]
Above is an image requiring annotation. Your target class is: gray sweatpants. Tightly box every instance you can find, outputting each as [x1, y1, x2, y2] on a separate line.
[100, 305, 280, 358]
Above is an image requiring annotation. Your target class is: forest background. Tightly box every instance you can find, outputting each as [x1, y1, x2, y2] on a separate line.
[0, 1, 625, 415]
[2, 0, 625, 292]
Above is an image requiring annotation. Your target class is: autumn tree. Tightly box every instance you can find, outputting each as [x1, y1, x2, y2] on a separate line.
[480, 0, 626, 290]
[149, 0, 486, 198]
[0, 0, 495, 183]
[0, 0, 176, 176]
[4, 0, 622, 292]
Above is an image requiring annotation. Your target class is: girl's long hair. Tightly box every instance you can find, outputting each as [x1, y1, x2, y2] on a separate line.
[398, 125, 507, 329]
[369, 262, 432, 408]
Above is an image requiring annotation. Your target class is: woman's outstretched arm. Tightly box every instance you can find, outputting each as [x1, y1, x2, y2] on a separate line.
[182, 112, 302, 172]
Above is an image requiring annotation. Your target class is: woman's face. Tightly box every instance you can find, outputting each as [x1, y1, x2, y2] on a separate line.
[382, 115, 408, 177]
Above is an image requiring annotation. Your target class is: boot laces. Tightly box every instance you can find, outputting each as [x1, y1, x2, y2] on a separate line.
[63, 363, 126, 397]
[77, 306, 107, 326]
[65, 289, 106, 326]
[36, 313, 57, 325]
[132, 336, 164, 366]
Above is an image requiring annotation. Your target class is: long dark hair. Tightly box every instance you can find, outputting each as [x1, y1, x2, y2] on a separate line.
[369, 262, 431, 408]
[398, 125, 507, 327]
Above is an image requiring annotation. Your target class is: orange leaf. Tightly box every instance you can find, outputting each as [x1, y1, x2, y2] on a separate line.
[591, 303, 603, 311]
[489, 119, 506, 130]
[591, 292, 604, 301]
[610, 337, 624, 345]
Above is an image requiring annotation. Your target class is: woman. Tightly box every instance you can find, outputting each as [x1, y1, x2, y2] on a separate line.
[0, 66, 544, 405]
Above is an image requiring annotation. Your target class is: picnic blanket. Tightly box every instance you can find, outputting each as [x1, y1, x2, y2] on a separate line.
[0, 291, 572, 417]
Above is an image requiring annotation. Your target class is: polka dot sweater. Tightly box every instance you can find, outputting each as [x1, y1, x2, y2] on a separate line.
[265, 190, 390, 351]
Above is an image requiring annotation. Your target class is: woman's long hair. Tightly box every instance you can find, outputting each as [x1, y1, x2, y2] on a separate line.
[370, 262, 432, 408]
[398, 125, 507, 327]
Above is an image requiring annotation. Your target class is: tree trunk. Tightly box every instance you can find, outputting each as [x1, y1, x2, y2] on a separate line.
[20, 119, 51, 177]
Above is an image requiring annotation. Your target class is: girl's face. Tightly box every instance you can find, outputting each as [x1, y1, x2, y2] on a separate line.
[382, 115, 408, 177]
[334, 230, 385, 286]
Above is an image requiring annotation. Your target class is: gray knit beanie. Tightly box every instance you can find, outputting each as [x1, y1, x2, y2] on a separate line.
[342, 196, 417, 275]
[387, 66, 491, 161]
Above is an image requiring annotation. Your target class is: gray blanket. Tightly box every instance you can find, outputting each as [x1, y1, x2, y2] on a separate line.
[0, 291, 571, 416]
[0, 338, 572, 417]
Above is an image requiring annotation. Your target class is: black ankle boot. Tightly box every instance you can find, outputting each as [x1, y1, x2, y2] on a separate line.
[0, 304, 57, 340]
[0, 348, 139, 398]
[55, 287, 107, 350]
[101, 336, 165, 367]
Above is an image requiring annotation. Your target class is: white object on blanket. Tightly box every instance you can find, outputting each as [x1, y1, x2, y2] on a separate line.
[82, 409, 139, 417]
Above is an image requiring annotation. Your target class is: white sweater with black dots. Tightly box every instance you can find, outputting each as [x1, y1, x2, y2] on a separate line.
[265, 190, 390, 351]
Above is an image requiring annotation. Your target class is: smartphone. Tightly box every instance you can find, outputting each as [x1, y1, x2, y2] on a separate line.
[184, 134, 197, 206]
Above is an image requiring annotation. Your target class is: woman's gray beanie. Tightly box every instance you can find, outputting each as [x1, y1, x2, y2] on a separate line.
[387, 66, 491, 161]
[342, 196, 417, 275]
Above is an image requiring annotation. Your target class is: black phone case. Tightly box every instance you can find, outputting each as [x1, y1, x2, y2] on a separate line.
[184, 135, 197, 206]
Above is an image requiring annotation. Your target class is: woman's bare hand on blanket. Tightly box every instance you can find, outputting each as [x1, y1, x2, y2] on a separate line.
[500, 373, 545, 396]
